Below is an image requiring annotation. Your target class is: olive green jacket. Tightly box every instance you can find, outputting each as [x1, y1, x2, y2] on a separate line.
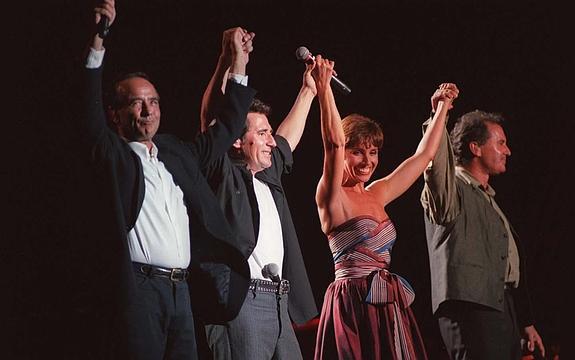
[420, 119, 534, 326]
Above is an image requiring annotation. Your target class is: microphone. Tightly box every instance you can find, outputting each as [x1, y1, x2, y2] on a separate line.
[295, 46, 351, 94]
[97, 15, 110, 39]
[261, 263, 281, 283]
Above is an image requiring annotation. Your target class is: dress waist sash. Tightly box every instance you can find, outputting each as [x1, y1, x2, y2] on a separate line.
[335, 260, 415, 308]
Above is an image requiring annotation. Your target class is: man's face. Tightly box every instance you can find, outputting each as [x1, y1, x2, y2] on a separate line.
[476, 122, 511, 175]
[111, 77, 161, 143]
[235, 112, 277, 174]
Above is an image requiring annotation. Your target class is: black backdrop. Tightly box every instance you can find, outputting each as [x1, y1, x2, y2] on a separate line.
[7, 0, 569, 358]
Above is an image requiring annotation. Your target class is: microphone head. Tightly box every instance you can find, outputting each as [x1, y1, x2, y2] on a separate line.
[267, 263, 279, 276]
[262, 263, 280, 279]
[295, 46, 311, 61]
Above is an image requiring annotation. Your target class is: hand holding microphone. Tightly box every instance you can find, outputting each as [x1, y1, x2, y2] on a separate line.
[295, 46, 351, 94]
[94, 0, 116, 39]
[97, 17, 110, 39]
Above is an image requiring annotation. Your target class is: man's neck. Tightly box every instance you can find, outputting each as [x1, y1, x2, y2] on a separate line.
[248, 166, 262, 176]
[125, 137, 154, 155]
[141, 140, 154, 153]
[462, 163, 490, 188]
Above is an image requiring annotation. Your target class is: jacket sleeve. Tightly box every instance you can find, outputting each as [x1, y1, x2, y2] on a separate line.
[420, 117, 460, 225]
[79, 65, 108, 147]
[78, 64, 129, 166]
[190, 80, 256, 169]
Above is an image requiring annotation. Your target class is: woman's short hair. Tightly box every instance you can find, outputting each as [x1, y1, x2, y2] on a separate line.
[342, 113, 384, 149]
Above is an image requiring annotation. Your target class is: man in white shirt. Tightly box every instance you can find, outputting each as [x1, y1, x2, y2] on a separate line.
[198, 39, 318, 359]
[80, 1, 256, 358]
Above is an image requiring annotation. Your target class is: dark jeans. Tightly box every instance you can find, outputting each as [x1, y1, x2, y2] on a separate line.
[437, 289, 522, 360]
[122, 264, 198, 360]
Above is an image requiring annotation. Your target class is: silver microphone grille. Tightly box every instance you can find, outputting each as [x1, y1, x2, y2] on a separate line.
[262, 263, 280, 279]
[295, 46, 310, 61]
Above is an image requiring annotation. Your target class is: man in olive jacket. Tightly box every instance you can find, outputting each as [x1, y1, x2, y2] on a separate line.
[421, 104, 545, 359]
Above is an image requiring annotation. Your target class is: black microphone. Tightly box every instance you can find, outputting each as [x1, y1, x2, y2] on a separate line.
[97, 15, 110, 39]
[261, 263, 281, 283]
[295, 46, 351, 94]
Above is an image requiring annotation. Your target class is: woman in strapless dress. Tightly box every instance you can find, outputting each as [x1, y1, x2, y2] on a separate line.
[311, 55, 459, 360]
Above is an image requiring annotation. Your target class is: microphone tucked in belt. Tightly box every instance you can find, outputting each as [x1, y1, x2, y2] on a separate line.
[254, 263, 289, 295]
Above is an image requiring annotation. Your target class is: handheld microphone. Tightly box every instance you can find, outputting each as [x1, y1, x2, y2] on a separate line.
[97, 15, 110, 39]
[262, 263, 281, 283]
[295, 46, 351, 94]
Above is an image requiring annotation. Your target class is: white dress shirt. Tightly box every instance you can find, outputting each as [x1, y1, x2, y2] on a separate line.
[248, 177, 284, 280]
[127, 142, 191, 268]
[86, 47, 248, 269]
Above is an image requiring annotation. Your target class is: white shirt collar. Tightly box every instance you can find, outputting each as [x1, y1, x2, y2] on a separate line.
[128, 141, 158, 161]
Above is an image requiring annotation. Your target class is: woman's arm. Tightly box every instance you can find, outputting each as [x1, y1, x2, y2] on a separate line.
[367, 83, 459, 205]
[313, 56, 347, 234]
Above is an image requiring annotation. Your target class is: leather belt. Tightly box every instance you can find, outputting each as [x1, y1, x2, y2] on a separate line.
[249, 279, 290, 295]
[133, 262, 188, 282]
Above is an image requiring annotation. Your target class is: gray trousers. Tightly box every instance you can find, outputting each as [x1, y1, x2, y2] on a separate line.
[205, 289, 302, 360]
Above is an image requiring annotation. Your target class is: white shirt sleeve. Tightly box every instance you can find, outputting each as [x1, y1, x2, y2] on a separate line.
[86, 47, 106, 69]
[228, 72, 248, 86]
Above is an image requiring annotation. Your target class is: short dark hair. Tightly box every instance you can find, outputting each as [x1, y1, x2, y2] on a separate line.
[228, 98, 273, 159]
[240, 98, 272, 138]
[249, 98, 272, 117]
[451, 110, 505, 165]
[342, 113, 384, 149]
[105, 72, 154, 109]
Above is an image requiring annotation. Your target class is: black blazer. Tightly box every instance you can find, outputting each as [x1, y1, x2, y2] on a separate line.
[80, 64, 256, 321]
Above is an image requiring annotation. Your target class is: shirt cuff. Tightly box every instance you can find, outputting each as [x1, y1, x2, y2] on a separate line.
[86, 47, 105, 69]
[228, 73, 248, 86]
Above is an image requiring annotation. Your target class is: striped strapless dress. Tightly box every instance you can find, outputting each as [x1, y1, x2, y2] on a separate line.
[314, 216, 428, 360]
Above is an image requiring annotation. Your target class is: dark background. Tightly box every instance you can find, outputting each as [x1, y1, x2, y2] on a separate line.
[7, 0, 569, 358]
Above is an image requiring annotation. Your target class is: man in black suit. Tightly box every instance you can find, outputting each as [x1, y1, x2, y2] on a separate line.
[79, 1, 256, 358]
[198, 32, 318, 359]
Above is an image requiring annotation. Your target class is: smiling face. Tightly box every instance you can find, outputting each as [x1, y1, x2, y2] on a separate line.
[474, 122, 511, 176]
[344, 142, 379, 184]
[341, 114, 383, 185]
[235, 112, 277, 174]
[110, 76, 161, 147]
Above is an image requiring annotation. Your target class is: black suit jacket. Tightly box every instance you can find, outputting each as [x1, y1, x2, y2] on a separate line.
[79, 64, 256, 324]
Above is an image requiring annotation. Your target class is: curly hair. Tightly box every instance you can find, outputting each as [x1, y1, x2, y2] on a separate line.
[451, 110, 505, 165]
[341, 113, 384, 149]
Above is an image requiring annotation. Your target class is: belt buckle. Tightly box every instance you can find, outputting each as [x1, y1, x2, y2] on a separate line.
[279, 279, 290, 295]
[170, 268, 185, 282]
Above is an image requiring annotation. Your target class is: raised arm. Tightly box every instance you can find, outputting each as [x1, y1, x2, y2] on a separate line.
[192, 28, 256, 166]
[367, 83, 459, 206]
[80, 0, 117, 145]
[200, 28, 254, 132]
[274, 63, 317, 151]
[312, 56, 346, 233]
[420, 86, 461, 224]
[89, 0, 115, 52]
